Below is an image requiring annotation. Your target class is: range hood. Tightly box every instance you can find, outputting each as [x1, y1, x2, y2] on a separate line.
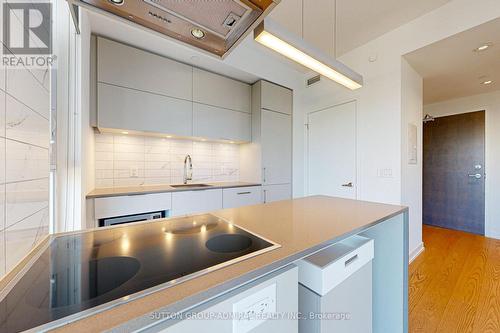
[68, 0, 280, 58]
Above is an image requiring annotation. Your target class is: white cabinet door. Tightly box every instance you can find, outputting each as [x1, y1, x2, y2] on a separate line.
[193, 103, 251, 142]
[261, 110, 292, 185]
[260, 81, 293, 114]
[223, 186, 262, 209]
[171, 189, 223, 216]
[303, 0, 335, 57]
[98, 83, 192, 137]
[97, 37, 192, 101]
[193, 68, 251, 113]
[263, 184, 292, 203]
[269, 0, 303, 37]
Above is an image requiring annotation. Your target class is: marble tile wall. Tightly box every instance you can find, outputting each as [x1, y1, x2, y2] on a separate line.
[0, 36, 50, 276]
[94, 133, 240, 188]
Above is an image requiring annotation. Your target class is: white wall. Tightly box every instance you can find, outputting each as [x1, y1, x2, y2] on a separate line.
[424, 90, 500, 238]
[293, 0, 500, 257]
[401, 59, 423, 258]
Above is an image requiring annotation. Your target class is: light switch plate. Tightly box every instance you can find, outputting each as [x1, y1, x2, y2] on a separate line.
[233, 283, 277, 333]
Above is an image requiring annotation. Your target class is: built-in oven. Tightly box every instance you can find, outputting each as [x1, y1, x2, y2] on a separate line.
[98, 211, 167, 227]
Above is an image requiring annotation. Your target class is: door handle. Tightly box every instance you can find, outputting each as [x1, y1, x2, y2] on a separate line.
[468, 173, 482, 179]
[342, 182, 354, 188]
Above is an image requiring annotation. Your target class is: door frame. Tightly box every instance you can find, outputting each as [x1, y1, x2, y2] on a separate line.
[422, 110, 486, 235]
[305, 99, 358, 198]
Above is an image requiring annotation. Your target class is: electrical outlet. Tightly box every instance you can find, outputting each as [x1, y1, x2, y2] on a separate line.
[377, 168, 393, 178]
[233, 283, 277, 333]
[129, 166, 139, 178]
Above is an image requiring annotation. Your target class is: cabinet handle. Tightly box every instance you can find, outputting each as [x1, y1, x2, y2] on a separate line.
[263, 190, 267, 203]
[263, 168, 267, 183]
[345, 254, 359, 267]
[237, 192, 251, 195]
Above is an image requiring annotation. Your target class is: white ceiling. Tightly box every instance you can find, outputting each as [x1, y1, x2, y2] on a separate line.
[336, 0, 451, 55]
[405, 17, 500, 105]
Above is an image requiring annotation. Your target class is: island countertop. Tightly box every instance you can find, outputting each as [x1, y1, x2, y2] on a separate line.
[1, 196, 407, 332]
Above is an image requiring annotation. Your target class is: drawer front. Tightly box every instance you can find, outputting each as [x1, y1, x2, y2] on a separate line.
[223, 186, 262, 209]
[319, 239, 374, 295]
[94, 193, 172, 220]
[171, 189, 223, 216]
[297, 237, 374, 296]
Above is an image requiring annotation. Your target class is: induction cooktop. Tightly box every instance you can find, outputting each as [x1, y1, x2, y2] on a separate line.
[0, 214, 279, 333]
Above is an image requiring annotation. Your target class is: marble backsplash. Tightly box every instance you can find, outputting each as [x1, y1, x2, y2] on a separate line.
[94, 133, 240, 188]
[0, 63, 50, 277]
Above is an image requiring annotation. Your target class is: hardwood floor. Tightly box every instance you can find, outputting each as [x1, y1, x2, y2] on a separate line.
[409, 225, 500, 332]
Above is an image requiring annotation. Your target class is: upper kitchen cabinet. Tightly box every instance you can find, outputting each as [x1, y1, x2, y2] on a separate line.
[303, 0, 335, 57]
[260, 80, 293, 115]
[97, 37, 192, 101]
[192, 68, 251, 114]
[92, 37, 252, 142]
[268, 0, 303, 37]
[98, 83, 193, 136]
[193, 103, 251, 142]
[268, 0, 335, 58]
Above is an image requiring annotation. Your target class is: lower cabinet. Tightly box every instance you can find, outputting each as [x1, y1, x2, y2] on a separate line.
[223, 186, 262, 209]
[154, 265, 298, 333]
[263, 184, 292, 203]
[171, 189, 223, 216]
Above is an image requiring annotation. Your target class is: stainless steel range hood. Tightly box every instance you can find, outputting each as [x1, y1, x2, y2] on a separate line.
[68, 0, 280, 58]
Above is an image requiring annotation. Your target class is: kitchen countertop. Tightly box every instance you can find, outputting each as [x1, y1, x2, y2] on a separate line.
[1, 196, 407, 332]
[86, 182, 262, 199]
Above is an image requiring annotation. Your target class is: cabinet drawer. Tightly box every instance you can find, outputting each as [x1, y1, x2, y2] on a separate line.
[297, 235, 374, 296]
[193, 103, 251, 142]
[223, 186, 262, 209]
[171, 189, 223, 216]
[94, 193, 172, 220]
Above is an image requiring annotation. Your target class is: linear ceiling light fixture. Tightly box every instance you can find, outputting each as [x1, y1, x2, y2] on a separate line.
[254, 20, 363, 90]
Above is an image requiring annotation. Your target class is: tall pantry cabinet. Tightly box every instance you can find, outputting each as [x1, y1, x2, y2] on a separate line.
[241, 80, 293, 203]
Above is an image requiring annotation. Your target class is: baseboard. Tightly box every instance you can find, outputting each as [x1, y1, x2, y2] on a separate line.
[409, 242, 425, 263]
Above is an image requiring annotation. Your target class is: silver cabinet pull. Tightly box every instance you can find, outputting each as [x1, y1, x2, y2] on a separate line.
[263, 190, 267, 203]
[342, 182, 354, 187]
[237, 192, 251, 195]
[263, 167, 267, 183]
[468, 173, 482, 179]
[345, 254, 359, 267]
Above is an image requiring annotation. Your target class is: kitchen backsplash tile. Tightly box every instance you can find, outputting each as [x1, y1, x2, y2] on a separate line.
[94, 133, 240, 188]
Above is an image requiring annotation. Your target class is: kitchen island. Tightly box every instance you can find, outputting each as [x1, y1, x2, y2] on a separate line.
[0, 196, 408, 333]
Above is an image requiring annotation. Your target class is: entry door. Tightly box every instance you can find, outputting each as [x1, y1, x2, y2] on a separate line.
[423, 111, 485, 235]
[307, 101, 356, 199]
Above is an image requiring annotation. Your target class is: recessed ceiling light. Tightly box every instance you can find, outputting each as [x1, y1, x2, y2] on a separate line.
[482, 80, 493, 85]
[121, 131, 129, 135]
[109, 0, 124, 5]
[474, 43, 492, 52]
[191, 28, 206, 39]
[166, 135, 172, 138]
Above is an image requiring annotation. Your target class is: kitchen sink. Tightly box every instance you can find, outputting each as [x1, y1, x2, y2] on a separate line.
[170, 184, 212, 189]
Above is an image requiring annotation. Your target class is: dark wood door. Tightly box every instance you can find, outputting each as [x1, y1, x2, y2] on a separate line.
[423, 111, 485, 235]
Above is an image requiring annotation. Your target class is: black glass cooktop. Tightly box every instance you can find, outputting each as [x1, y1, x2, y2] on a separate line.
[0, 214, 277, 333]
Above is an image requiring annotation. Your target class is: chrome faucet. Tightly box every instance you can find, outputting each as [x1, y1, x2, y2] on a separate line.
[183, 155, 193, 184]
